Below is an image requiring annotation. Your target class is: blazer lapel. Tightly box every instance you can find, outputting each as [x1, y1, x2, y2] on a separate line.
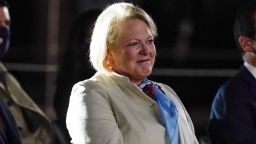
[240, 65, 256, 99]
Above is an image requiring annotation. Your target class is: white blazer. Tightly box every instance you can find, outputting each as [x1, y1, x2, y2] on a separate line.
[66, 72, 198, 144]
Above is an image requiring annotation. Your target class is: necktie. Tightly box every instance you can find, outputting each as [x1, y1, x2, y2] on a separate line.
[139, 79, 179, 144]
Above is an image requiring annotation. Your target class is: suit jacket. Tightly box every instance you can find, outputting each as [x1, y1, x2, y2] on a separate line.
[209, 65, 256, 144]
[66, 72, 198, 144]
[0, 100, 21, 144]
[0, 62, 53, 144]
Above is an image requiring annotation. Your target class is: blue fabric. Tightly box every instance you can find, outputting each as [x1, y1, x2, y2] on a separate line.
[139, 79, 179, 144]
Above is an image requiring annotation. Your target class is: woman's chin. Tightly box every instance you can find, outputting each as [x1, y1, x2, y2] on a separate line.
[140, 68, 152, 77]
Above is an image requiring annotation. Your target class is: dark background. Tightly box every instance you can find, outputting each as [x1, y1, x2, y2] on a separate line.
[3, 0, 252, 141]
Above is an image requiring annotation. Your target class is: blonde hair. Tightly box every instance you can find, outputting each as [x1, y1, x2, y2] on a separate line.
[89, 2, 157, 72]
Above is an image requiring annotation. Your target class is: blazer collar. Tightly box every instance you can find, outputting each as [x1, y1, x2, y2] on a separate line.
[239, 65, 256, 98]
[93, 72, 156, 105]
[240, 65, 256, 84]
[94, 71, 139, 87]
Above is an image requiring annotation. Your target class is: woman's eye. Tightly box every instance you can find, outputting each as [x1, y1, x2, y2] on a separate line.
[127, 41, 139, 47]
[146, 39, 154, 44]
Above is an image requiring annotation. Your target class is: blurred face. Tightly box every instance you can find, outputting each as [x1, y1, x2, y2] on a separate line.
[0, 6, 10, 57]
[0, 6, 10, 27]
[109, 18, 156, 84]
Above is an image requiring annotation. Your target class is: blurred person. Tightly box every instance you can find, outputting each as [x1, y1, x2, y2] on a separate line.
[54, 9, 101, 143]
[0, 2, 21, 144]
[0, 0, 53, 143]
[209, 1, 256, 143]
[66, 2, 198, 144]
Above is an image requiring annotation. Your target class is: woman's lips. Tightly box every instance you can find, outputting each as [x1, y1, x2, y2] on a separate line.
[137, 59, 150, 63]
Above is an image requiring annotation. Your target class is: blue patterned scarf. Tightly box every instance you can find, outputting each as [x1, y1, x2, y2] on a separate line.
[139, 78, 179, 144]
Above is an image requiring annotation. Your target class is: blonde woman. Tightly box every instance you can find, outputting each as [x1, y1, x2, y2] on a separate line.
[66, 2, 198, 144]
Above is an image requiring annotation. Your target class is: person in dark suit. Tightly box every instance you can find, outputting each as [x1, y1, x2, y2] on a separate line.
[209, 1, 256, 144]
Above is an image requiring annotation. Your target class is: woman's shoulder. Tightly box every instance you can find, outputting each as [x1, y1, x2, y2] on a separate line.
[72, 78, 101, 93]
[73, 72, 110, 87]
[69, 74, 112, 106]
[70, 73, 112, 97]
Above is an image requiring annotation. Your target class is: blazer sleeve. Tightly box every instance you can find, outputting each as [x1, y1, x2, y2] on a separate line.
[66, 81, 124, 144]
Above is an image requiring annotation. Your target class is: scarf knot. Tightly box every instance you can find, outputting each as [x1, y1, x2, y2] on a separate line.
[139, 78, 179, 144]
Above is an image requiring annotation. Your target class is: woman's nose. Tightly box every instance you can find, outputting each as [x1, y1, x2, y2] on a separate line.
[140, 42, 150, 54]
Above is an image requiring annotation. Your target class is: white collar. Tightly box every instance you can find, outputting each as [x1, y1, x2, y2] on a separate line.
[244, 61, 256, 79]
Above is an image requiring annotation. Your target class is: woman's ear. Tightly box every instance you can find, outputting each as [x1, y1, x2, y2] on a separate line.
[239, 36, 253, 52]
[106, 48, 114, 61]
[104, 48, 114, 71]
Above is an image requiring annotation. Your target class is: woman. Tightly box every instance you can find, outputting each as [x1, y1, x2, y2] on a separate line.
[66, 2, 198, 144]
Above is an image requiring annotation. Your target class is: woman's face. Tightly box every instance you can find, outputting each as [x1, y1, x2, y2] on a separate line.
[109, 18, 156, 84]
